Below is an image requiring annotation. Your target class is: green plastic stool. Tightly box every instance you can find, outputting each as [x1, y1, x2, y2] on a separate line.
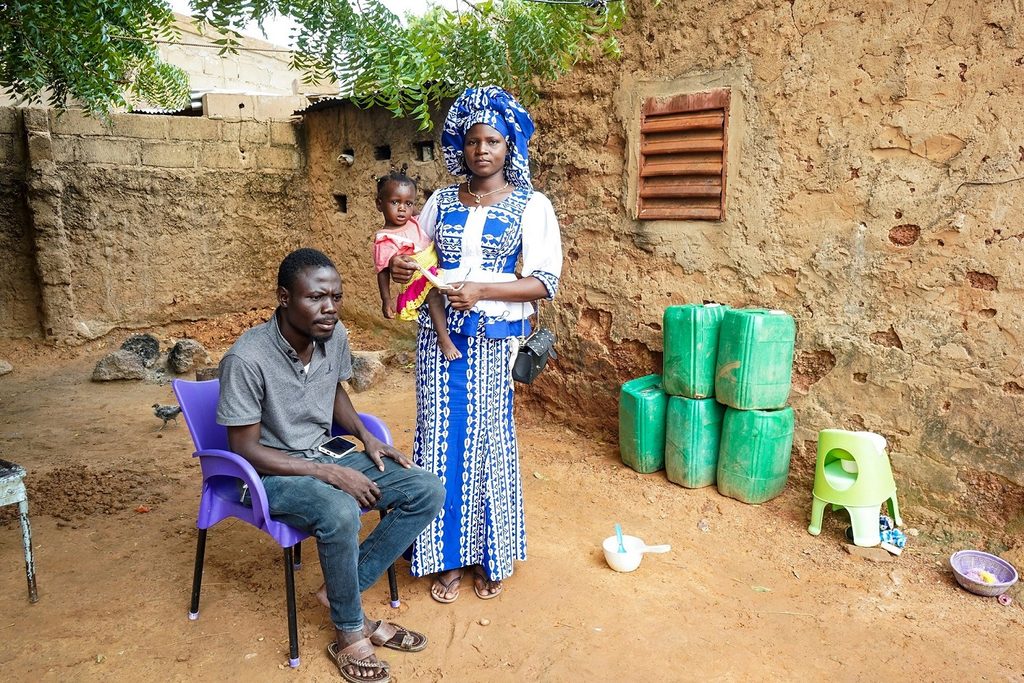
[807, 429, 902, 547]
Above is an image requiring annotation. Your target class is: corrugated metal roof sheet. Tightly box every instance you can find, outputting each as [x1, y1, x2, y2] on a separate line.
[292, 95, 351, 115]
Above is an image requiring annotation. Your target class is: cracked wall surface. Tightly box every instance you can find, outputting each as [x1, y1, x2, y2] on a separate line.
[523, 0, 1024, 531]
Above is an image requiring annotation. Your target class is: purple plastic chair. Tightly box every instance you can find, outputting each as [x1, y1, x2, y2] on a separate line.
[172, 379, 400, 668]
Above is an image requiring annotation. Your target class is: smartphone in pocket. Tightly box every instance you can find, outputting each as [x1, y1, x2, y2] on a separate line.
[318, 436, 359, 458]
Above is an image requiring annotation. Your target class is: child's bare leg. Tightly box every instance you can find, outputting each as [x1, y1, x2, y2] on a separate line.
[377, 268, 395, 319]
[427, 289, 461, 360]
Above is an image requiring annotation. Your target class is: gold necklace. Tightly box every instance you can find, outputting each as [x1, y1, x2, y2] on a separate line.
[466, 181, 510, 204]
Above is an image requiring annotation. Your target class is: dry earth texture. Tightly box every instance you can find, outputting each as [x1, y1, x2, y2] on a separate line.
[0, 321, 1021, 681]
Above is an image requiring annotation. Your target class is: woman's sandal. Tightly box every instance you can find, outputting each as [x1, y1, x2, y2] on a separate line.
[472, 567, 503, 600]
[430, 569, 464, 604]
[368, 619, 429, 652]
[327, 638, 390, 683]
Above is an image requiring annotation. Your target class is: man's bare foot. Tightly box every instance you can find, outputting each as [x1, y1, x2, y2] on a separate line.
[329, 630, 389, 682]
[439, 339, 462, 361]
[430, 568, 464, 603]
[471, 565, 503, 599]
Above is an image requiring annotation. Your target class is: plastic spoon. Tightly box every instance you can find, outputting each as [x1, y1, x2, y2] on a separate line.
[615, 523, 626, 553]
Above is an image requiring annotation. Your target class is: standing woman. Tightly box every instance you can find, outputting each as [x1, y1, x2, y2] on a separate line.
[392, 86, 562, 602]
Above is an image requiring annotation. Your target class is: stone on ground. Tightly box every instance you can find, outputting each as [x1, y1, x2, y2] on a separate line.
[120, 334, 161, 368]
[92, 350, 146, 381]
[168, 339, 211, 374]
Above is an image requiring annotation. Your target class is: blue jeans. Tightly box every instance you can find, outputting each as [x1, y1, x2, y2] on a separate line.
[260, 453, 444, 632]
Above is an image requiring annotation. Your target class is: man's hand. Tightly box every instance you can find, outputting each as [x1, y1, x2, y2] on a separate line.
[315, 462, 381, 508]
[364, 434, 413, 471]
[389, 254, 416, 284]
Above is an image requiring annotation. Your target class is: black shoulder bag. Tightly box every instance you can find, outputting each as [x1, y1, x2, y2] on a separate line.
[512, 301, 557, 384]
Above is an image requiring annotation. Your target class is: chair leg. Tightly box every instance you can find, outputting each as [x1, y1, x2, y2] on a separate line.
[283, 547, 300, 668]
[848, 506, 882, 547]
[387, 564, 400, 608]
[18, 499, 38, 603]
[807, 496, 827, 536]
[189, 528, 207, 620]
[886, 494, 903, 527]
[294, 540, 302, 569]
[379, 509, 400, 607]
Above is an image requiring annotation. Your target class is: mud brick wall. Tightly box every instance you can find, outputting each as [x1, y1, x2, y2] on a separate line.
[5, 107, 310, 340]
[517, 0, 1024, 530]
[302, 102, 451, 332]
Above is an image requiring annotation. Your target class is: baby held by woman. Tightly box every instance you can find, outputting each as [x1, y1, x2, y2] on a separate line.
[372, 167, 460, 360]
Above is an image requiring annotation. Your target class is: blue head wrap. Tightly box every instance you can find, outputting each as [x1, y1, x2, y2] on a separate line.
[441, 86, 535, 189]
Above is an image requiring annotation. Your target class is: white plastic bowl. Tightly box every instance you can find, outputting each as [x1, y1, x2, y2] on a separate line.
[602, 535, 671, 572]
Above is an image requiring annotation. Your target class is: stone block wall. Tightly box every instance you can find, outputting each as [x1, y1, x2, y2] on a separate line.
[4, 107, 310, 341]
[158, 14, 302, 96]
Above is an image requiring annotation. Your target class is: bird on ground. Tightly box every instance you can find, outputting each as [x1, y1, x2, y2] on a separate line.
[152, 403, 182, 429]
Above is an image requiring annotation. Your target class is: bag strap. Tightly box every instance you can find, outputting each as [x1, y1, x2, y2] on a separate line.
[520, 299, 543, 339]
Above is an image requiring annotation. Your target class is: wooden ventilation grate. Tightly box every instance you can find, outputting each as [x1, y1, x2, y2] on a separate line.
[638, 89, 730, 221]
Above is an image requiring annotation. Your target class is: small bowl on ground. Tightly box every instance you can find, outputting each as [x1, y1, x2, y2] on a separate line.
[601, 535, 671, 573]
[949, 550, 1018, 597]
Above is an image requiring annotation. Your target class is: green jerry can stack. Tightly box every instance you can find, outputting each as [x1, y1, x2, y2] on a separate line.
[714, 308, 797, 503]
[717, 406, 795, 504]
[665, 396, 726, 488]
[618, 374, 668, 473]
[663, 303, 729, 398]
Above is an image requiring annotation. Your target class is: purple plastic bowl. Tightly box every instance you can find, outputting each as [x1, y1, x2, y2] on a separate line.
[950, 550, 1019, 597]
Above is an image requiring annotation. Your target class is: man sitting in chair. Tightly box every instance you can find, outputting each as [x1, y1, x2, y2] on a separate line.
[217, 247, 444, 683]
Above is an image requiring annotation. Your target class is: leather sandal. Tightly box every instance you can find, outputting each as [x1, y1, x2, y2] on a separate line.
[326, 638, 390, 683]
[368, 619, 428, 652]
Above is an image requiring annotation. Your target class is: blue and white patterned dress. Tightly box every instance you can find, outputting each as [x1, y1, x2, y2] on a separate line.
[409, 184, 562, 582]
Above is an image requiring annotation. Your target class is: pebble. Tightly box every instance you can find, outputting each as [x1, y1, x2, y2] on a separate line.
[176, 654, 189, 662]
[479, 618, 490, 626]
[95, 654, 105, 664]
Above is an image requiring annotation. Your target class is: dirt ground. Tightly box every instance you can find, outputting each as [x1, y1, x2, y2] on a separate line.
[0, 323, 1022, 682]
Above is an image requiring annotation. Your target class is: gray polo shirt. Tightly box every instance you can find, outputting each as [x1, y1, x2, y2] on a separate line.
[216, 310, 353, 458]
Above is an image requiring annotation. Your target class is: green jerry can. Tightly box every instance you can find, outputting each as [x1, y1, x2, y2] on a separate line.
[715, 308, 796, 410]
[663, 303, 729, 399]
[716, 406, 795, 504]
[665, 396, 726, 488]
[619, 374, 668, 473]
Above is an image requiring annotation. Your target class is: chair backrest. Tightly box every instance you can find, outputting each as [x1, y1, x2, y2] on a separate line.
[172, 379, 228, 452]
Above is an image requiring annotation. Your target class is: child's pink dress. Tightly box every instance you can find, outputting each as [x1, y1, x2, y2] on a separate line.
[373, 217, 441, 321]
